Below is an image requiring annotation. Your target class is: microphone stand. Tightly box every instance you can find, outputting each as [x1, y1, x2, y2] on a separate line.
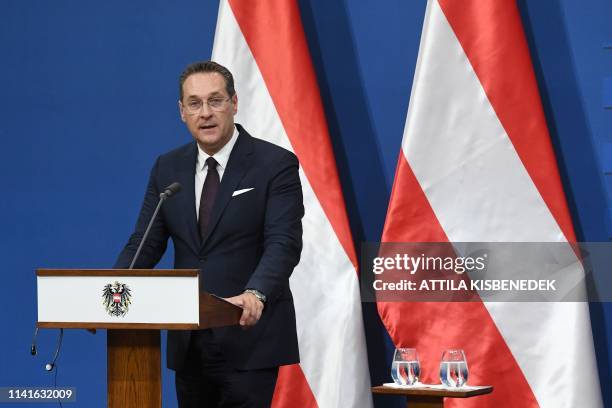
[128, 184, 181, 269]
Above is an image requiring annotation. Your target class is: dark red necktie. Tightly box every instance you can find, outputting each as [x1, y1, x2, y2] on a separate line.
[198, 157, 219, 240]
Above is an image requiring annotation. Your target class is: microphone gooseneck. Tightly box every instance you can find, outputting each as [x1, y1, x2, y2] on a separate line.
[45, 328, 64, 372]
[128, 182, 182, 269]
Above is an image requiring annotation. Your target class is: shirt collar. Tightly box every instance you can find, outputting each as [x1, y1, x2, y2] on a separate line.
[196, 125, 239, 171]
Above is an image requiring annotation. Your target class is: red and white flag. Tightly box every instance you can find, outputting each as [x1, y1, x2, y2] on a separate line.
[378, 0, 602, 407]
[212, 1, 372, 407]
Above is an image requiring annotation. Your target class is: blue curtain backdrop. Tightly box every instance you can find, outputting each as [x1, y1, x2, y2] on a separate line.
[0, 1, 610, 407]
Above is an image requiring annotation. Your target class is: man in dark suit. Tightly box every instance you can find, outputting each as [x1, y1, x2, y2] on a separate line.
[115, 61, 304, 407]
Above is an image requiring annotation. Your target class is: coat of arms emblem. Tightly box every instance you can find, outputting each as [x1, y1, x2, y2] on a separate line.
[102, 281, 132, 317]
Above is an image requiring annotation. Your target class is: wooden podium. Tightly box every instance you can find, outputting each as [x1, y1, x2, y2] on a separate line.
[36, 269, 242, 408]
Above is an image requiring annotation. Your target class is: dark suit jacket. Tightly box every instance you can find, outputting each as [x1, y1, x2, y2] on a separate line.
[115, 124, 303, 371]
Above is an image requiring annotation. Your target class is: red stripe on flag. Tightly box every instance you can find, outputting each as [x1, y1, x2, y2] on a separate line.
[271, 364, 319, 408]
[382, 152, 450, 243]
[438, 0, 577, 242]
[380, 156, 538, 407]
[228, 0, 357, 268]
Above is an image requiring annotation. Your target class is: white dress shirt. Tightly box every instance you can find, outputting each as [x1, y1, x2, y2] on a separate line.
[195, 126, 239, 220]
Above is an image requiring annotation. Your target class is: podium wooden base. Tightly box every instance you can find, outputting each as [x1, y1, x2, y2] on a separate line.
[108, 330, 161, 408]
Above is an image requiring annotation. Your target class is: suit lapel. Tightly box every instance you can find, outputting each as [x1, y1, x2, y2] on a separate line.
[176, 142, 201, 253]
[200, 129, 254, 249]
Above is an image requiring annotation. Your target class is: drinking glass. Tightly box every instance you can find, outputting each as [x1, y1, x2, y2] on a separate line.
[440, 349, 468, 387]
[391, 348, 420, 386]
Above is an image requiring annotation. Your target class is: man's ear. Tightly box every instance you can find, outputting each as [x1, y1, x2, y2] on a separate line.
[178, 100, 186, 123]
[231, 94, 238, 115]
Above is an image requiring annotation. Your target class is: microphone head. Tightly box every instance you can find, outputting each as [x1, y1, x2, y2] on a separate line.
[45, 363, 54, 371]
[30, 345, 37, 356]
[162, 182, 182, 198]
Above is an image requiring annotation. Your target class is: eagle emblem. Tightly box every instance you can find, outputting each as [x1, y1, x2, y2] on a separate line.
[102, 281, 132, 317]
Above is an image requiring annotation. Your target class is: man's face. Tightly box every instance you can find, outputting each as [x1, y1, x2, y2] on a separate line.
[179, 72, 238, 155]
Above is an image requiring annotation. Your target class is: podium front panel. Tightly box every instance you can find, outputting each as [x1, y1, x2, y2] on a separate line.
[37, 269, 200, 329]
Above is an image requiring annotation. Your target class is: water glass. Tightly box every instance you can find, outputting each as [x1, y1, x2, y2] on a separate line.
[391, 348, 420, 386]
[440, 349, 468, 387]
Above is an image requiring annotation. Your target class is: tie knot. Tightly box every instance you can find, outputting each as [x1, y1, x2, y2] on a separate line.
[206, 157, 218, 170]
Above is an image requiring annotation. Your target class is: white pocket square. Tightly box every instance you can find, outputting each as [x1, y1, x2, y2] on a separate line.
[232, 188, 254, 197]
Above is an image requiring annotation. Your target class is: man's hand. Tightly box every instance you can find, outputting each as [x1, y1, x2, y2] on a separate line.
[224, 292, 264, 327]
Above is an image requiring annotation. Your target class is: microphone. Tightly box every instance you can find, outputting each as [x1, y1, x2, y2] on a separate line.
[128, 182, 182, 269]
[31, 326, 63, 372]
[161, 182, 181, 199]
[30, 327, 39, 355]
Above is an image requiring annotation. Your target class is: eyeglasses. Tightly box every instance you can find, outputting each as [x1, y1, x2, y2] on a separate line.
[182, 97, 231, 114]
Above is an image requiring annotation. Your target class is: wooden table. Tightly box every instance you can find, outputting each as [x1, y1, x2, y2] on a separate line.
[372, 384, 493, 408]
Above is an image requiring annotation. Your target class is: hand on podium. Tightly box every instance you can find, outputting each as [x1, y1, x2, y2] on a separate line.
[224, 292, 264, 327]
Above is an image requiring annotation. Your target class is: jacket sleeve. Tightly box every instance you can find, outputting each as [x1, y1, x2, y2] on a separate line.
[114, 157, 169, 269]
[245, 151, 304, 302]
